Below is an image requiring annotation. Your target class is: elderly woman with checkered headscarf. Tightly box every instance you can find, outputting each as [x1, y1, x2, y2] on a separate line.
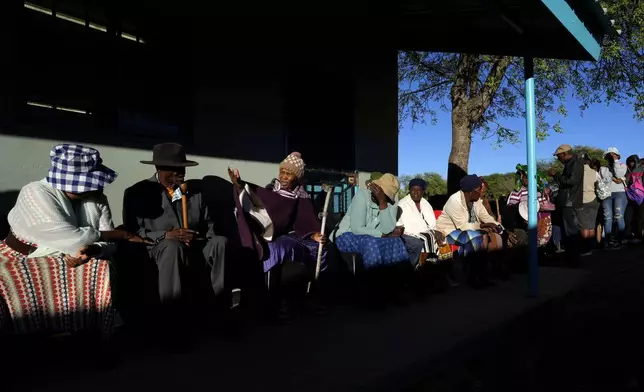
[0, 144, 149, 336]
[229, 152, 326, 278]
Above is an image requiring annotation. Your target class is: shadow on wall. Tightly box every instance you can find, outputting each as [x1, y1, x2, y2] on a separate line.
[0, 191, 19, 239]
[200, 176, 242, 245]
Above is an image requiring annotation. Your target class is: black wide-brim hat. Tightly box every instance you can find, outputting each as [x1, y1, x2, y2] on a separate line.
[140, 142, 199, 167]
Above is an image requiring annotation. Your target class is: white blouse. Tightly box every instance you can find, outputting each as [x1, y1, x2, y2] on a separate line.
[396, 194, 436, 237]
[7, 179, 116, 258]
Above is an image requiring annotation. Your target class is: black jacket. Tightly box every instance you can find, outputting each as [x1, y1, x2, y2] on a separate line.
[553, 154, 584, 209]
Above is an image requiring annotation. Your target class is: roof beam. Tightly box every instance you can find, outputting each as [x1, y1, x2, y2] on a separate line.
[539, 0, 601, 60]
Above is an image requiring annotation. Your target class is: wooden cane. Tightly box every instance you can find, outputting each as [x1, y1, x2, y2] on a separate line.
[181, 183, 189, 246]
[307, 183, 333, 294]
[495, 197, 502, 223]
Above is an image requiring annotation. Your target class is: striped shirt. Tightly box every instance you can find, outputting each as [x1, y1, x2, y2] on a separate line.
[506, 187, 545, 206]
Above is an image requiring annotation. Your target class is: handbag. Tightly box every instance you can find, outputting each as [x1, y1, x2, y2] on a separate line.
[437, 244, 453, 260]
[625, 170, 644, 205]
[595, 169, 612, 200]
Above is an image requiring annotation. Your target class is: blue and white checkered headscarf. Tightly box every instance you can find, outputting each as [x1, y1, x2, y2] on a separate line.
[46, 144, 117, 194]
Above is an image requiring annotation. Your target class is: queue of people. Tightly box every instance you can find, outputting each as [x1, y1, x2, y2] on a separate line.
[0, 142, 643, 341]
[546, 145, 644, 260]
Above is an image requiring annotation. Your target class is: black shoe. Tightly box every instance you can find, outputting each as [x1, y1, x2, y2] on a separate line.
[608, 241, 623, 250]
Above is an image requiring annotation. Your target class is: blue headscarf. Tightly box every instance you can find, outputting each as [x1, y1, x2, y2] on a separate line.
[408, 178, 427, 190]
[460, 175, 482, 192]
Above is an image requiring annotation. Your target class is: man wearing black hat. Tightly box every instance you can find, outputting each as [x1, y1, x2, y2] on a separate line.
[123, 143, 228, 313]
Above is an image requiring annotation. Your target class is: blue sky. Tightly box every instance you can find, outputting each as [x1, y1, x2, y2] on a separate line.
[399, 100, 643, 177]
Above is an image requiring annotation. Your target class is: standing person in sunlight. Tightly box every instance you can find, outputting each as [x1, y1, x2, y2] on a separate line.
[598, 147, 628, 248]
[548, 144, 584, 264]
[577, 153, 601, 255]
[624, 155, 644, 242]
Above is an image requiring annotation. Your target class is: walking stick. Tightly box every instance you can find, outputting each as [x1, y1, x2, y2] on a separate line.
[495, 197, 502, 223]
[181, 183, 189, 246]
[307, 183, 333, 294]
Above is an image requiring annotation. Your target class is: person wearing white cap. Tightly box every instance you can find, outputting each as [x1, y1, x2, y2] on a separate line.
[599, 147, 629, 248]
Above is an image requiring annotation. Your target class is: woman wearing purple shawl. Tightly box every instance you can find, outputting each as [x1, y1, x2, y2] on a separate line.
[229, 152, 327, 274]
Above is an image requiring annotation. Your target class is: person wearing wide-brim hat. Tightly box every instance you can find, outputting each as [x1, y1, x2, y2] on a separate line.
[123, 142, 228, 317]
[1, 143, 149, 336]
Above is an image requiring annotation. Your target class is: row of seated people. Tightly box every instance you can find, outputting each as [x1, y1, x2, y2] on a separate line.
[0, 143, 329, 337]
[0, 142, 523, 339]
[333, 173, 521, 290]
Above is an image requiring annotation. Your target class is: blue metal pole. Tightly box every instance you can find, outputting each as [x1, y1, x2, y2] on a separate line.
[525, 57, 538, 298]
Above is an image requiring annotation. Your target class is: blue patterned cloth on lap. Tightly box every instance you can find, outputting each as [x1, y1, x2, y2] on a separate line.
[446, 229, 485, 257]
[335, 232, 409, 269]
[264, 233, 326, 273]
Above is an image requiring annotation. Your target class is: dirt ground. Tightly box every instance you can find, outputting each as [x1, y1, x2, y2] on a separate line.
[411, 244, 644, 392]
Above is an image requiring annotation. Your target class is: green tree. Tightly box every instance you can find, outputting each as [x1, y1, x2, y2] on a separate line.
[398, 172, 447, 199]
[538, 145, 607, 172]
[398, 2, 644, 196]
[399, 53, 573, 194]
[578, 0, 644, 120]
[483, 172, 516, 199]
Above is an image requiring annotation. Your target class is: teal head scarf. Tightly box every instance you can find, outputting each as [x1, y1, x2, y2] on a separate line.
[515, 164, 548, 193]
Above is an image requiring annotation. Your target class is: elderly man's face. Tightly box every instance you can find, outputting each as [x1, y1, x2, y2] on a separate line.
[471, 186, 483, 201]
[409, 185, 424, 203]
[556, 152, 568, 163]
[157, 166, 186, 187]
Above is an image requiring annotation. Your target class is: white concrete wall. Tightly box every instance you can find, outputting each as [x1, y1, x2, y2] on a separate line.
[0, 134, 277, 226]
[0, 135, 375, 226]
[0, 49, 397, 227]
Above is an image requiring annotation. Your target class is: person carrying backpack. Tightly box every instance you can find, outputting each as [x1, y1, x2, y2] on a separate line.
[599, 147, 629, 248]
[624, 155, 644, 242]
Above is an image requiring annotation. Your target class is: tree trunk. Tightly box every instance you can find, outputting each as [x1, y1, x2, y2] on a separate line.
[447, 104, 472, 195]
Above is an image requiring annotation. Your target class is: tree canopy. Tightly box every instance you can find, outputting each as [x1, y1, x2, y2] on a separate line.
[399, 145, 607, 200]
[578, 0, 644, 120]
[537, 145, 608, 173]
[399, 0, 644, 194]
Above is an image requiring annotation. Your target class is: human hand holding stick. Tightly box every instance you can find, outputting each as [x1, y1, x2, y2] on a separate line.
[181, 182, 189, 247]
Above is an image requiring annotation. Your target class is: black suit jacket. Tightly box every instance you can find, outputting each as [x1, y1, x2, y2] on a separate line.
[553, 155, 584, 209]
[123, 175, 214, 244]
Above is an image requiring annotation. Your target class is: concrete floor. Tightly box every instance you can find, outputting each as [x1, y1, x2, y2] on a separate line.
[13, 258, 598, 392]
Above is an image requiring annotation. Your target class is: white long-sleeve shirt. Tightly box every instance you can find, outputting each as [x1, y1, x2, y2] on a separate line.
[435, 191, 498, 235]
[396, 195, 436, 237]
[7, 179, 116, 258]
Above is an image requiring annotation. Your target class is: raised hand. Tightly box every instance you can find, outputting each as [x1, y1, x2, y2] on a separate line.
[227, 167, 243, 191]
